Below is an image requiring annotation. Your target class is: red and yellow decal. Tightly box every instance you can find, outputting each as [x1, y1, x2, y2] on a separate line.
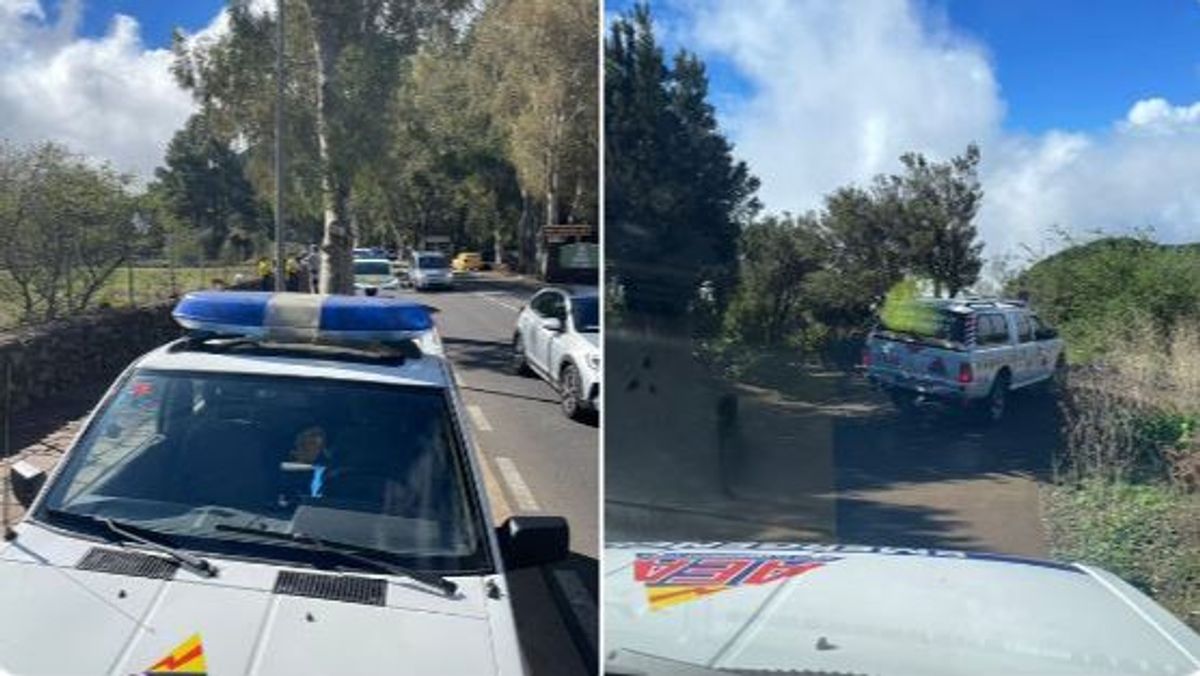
[635, 554, 836, 611]
[144, 633, 207, 675]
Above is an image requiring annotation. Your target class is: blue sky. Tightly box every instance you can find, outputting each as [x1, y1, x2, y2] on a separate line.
[608, 0, 1200, 135]
[58, 0, 225, 47]
[606, 0, 1200, 254]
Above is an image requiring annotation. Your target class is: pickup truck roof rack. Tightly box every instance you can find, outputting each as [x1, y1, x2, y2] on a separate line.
[954, 297, 1028, 309]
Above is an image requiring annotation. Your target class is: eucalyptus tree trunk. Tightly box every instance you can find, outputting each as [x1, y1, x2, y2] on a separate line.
[307, 3, 354, 295]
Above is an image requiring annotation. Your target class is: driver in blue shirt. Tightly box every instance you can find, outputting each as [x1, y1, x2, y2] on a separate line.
[289, 426, 332, 498]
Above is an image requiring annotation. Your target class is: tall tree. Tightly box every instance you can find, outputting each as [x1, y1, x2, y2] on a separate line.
[173, 0, 467, 293]
[473, 0, 598, 275]
[155, 113, 265, 261]
[606, 4, 759, 323]
[891, 144, 984, 297]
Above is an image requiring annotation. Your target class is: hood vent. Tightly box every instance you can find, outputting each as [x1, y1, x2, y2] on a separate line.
[76, 547, 179, 580]
[274, 570, 387, 606]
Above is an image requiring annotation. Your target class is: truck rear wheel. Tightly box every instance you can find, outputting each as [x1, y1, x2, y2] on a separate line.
[888, 389, 917, 414]
[980, 371, 1010, 424]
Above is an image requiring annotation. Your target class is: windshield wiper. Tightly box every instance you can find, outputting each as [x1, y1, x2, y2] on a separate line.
[214, 524, 457, 597]
[43, 508, 218, 578]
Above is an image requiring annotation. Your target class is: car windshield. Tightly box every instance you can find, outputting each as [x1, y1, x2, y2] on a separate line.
[354, 261, 391, 276]
[571, 296, 599, 332]
[418, 255, 448, 270]
[37, 369, 489, 572]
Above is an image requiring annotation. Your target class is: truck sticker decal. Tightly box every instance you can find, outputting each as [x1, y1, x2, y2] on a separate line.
[614, 543, 1083, 574]
[634, 553, 837, 611]
[144, 633, 207, 675]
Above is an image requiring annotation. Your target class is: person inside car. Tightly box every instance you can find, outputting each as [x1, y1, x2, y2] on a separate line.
[286, 425, 333, 499]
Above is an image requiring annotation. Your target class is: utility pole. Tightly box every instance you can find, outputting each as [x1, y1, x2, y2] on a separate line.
[273, 0, 286, 292]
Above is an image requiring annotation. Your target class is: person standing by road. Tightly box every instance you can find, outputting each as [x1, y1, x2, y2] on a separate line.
[285, 256, 300, 292]
[257, 256, 273, 291]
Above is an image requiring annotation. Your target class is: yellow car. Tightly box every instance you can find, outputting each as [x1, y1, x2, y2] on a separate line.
[452, 251, 484, 272]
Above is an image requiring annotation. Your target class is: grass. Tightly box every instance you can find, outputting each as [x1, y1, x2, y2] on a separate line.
[0, 264, 256, 328]
[1046, 316, 1200, 631]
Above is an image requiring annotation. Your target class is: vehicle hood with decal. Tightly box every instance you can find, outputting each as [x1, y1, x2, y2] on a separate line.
[605, 542, 1200, 676]
[0, 522, 515, 675]
[0, 293, 572, 675]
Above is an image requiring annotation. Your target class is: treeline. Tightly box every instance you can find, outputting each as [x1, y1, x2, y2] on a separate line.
[1011, 236, 1200, 363]
[0, 142, 140, 322]
[606, 4, 985, 367]
[155, 0, 596, 290]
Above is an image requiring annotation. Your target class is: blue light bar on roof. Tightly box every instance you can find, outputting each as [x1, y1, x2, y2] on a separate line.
[172, 292, 433, 343]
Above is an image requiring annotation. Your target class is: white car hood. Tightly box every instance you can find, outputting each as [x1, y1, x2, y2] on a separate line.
[0, 525, 518, 676]
[606, 542, 1200, 676]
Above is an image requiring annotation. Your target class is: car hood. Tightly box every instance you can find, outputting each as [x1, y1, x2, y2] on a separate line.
[0, 525, 519, 676]
[605, 542, 1200, 676]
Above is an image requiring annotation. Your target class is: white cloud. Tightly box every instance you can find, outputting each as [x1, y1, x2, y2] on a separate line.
[0, 1, 225, 182]
[658, 0, 1200, 262]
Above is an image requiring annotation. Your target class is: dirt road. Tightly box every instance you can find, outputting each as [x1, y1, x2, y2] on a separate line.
[606, 330, 1060, 557]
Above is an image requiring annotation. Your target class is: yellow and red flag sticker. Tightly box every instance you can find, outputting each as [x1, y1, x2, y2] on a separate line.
[144, 633, 207, 675]
[635, 554, 835, 611]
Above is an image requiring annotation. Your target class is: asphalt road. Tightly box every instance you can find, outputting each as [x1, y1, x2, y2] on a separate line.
[389, 272, 599, 675]
[606, 328, 1058, 558]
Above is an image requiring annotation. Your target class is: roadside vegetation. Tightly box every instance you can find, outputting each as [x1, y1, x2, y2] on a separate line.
[1019, 239, 1200, 630]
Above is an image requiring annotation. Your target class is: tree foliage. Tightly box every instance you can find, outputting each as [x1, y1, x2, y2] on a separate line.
[169, 0, 597, 283]
[154, 113, 267, 261]
[0, 142, 136, 322]
[606, 4, 760, 322]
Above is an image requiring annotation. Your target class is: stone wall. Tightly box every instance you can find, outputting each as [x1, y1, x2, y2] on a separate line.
[0, 302, 183, 418]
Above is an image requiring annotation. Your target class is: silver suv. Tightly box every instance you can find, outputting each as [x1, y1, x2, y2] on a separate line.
[864, 298, 1066, 422]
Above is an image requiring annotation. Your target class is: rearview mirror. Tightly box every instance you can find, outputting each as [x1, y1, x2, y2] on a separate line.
[497, 516, 568, 569]
[539, 317, 564, 333]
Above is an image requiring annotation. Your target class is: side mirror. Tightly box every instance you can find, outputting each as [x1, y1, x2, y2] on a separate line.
[497, 516, 568, 569]
[10, 460, 47, 508]
[540, 317, 564, 333]
[1037, 327, 1058, 340]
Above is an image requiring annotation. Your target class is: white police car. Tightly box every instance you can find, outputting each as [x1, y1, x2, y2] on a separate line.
[606, 542, 1200, 676]
[0, 292, 567, 675]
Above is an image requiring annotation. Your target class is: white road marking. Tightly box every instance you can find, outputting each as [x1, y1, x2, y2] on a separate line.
[495, 456, 540, 511]
[466, 404, 494, 432]
[552, 569, 598, 655]
[472, 292, 522, 312]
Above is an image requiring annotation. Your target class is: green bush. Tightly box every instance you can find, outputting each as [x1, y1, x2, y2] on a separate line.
[1045, 480, 1200, 631]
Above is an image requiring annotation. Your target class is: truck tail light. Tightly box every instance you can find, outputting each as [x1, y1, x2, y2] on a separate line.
[861, 347, 871, 368]
[957, 363, 973, 384]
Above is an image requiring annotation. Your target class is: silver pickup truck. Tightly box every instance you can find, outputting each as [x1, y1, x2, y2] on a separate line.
[864, 298, 1066, 422]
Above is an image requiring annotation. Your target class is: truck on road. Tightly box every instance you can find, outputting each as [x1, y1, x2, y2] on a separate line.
[864, 298, 1067, 422]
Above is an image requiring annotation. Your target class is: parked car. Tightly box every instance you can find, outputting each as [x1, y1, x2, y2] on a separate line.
[864, 297, 1066, 422]
[0, 292, 569, 676]
[409, 251, 454, 291]
[512, 286, 600, 420]
[452, 252, 485, 273]
[352, 258, 400, 296]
